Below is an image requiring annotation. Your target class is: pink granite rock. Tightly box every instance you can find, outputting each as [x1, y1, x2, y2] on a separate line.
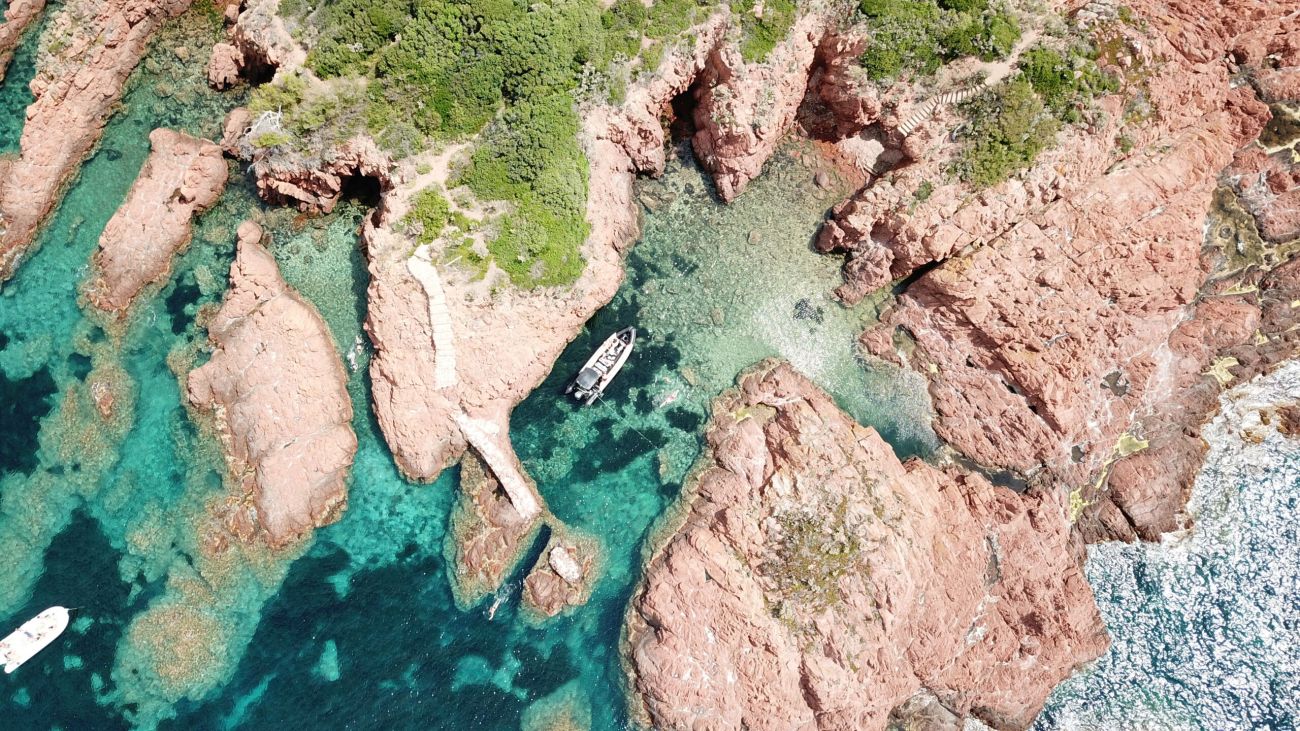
[187, 226, 356, 549]
[626, 361, 1108, 731]
[85, 129, 227, 315]
[0, 0, 47, 83]
[0, 0, 193, 281]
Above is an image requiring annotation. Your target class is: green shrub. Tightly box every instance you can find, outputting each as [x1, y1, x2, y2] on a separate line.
[402, 188, 452, 244]
[1018, 45, 1118, 122]
[914, 180, 934, 202]
[937, 0, 985, 10]
[955, 78, 1060, 188]
[732, 0, 797, 63]
[460, 94, 589, 287]
[252, 131, 293, 148]
[306, 0, 413, 77]
[859, 0, 1019, 80]
[247, 73, 307, 113]
[858, 0, 944, 80]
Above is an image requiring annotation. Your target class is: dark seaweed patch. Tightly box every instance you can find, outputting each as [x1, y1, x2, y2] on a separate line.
[68, 352, 92, 381]
[0, 366, 57, 475]
[664, 408, 703, 433]
[164, 279, 202, 335]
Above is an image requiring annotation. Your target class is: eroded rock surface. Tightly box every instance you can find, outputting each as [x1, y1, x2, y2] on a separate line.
[0, 0, 47, 82]
[834, 0, 1300, 541]
[625, 361, 1108, 730]
[522, 532, 599, 619]
[444, 448, 541, 608]
[85, 129, 227, 314]
[187, 223, 356, 548]
[0, 0, 193, 281]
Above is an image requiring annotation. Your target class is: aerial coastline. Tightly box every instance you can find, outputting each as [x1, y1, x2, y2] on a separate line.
[0, 0, 1296, 727]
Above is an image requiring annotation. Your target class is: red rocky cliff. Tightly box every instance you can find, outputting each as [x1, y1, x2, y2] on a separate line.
[625, 361, 1108, 731]
[85, 129, 227, 314]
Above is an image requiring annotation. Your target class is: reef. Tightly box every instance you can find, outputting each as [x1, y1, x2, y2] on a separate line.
[186, 221, 356, 549]
[625, 361, 1108, 730]
[0, 0, 194, 280]
[84, 128, 228, 315]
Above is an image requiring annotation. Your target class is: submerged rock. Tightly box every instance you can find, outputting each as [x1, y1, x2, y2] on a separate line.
[85, 129, 227, 315]
[625, 361, 1107, 730]
[187, 224, 356, 548]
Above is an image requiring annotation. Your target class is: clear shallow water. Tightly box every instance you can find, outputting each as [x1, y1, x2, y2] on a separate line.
[1038, 363, 1300, 730]
[0, 9, 932, 728]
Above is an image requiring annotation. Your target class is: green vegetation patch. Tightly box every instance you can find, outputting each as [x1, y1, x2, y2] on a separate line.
[954, 78, 1060, 188]
[762, 501, 863, 612]
[954, 39, 1116, 187]
[857, 0, 1020, 81]
[731, 0, 797, 63]
[401, 188, 452, 245]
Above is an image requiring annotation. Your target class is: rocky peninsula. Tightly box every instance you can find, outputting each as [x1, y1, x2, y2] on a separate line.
[85, 128, 227, 315]
[626, 361, 1108, 730]
[187, 222, 356, 549]
[0, 0, 193, 281]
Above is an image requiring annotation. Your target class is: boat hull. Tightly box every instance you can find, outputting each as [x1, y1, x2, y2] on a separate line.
[568, 327, 635, 404]
[1, 606, 70, 673]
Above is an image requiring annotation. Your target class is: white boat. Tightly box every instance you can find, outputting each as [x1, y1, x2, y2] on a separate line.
[0, 606, 70, 673]
[565, 327, 635, 405]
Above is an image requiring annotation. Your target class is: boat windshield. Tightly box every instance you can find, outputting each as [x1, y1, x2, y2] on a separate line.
[576, 368, 600, 389]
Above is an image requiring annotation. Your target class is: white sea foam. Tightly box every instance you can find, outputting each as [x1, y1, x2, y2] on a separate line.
[1039, 361, 1300, 730]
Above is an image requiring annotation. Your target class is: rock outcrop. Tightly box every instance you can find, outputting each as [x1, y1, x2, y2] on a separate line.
[84, 129, 227, 315]
[522, 532, 599, 619]
[0, 0, 193, 281]
[187, 222, 356, 549]
[690, 11, 874, 201]
[444, 448, 541, 609]
[0, 0, 46, 83]
[625, 361, 1108, 731]
[210, 0, 305, 87]
[829, 0, 1299, 541]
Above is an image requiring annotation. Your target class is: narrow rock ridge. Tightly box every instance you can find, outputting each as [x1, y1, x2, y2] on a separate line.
[84, 129, 227, 315]
[0, 0, 47, 82]
[0, 0, 194, 281]
[831, 0, 1300, 541]
[624, 360, 1108, 731]
[444, 448, 540, 610]
[187, 222, 357, 549]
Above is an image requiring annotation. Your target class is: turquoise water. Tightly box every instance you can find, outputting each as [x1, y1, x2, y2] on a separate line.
[3, 5, 1296, 730]
[0, 7, 934, 728]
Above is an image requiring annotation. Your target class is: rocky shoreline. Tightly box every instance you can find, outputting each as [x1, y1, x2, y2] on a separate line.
[625, 361, 1108, 730]
[0, 0, 194, 281]
[186, 222, 356, 549]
